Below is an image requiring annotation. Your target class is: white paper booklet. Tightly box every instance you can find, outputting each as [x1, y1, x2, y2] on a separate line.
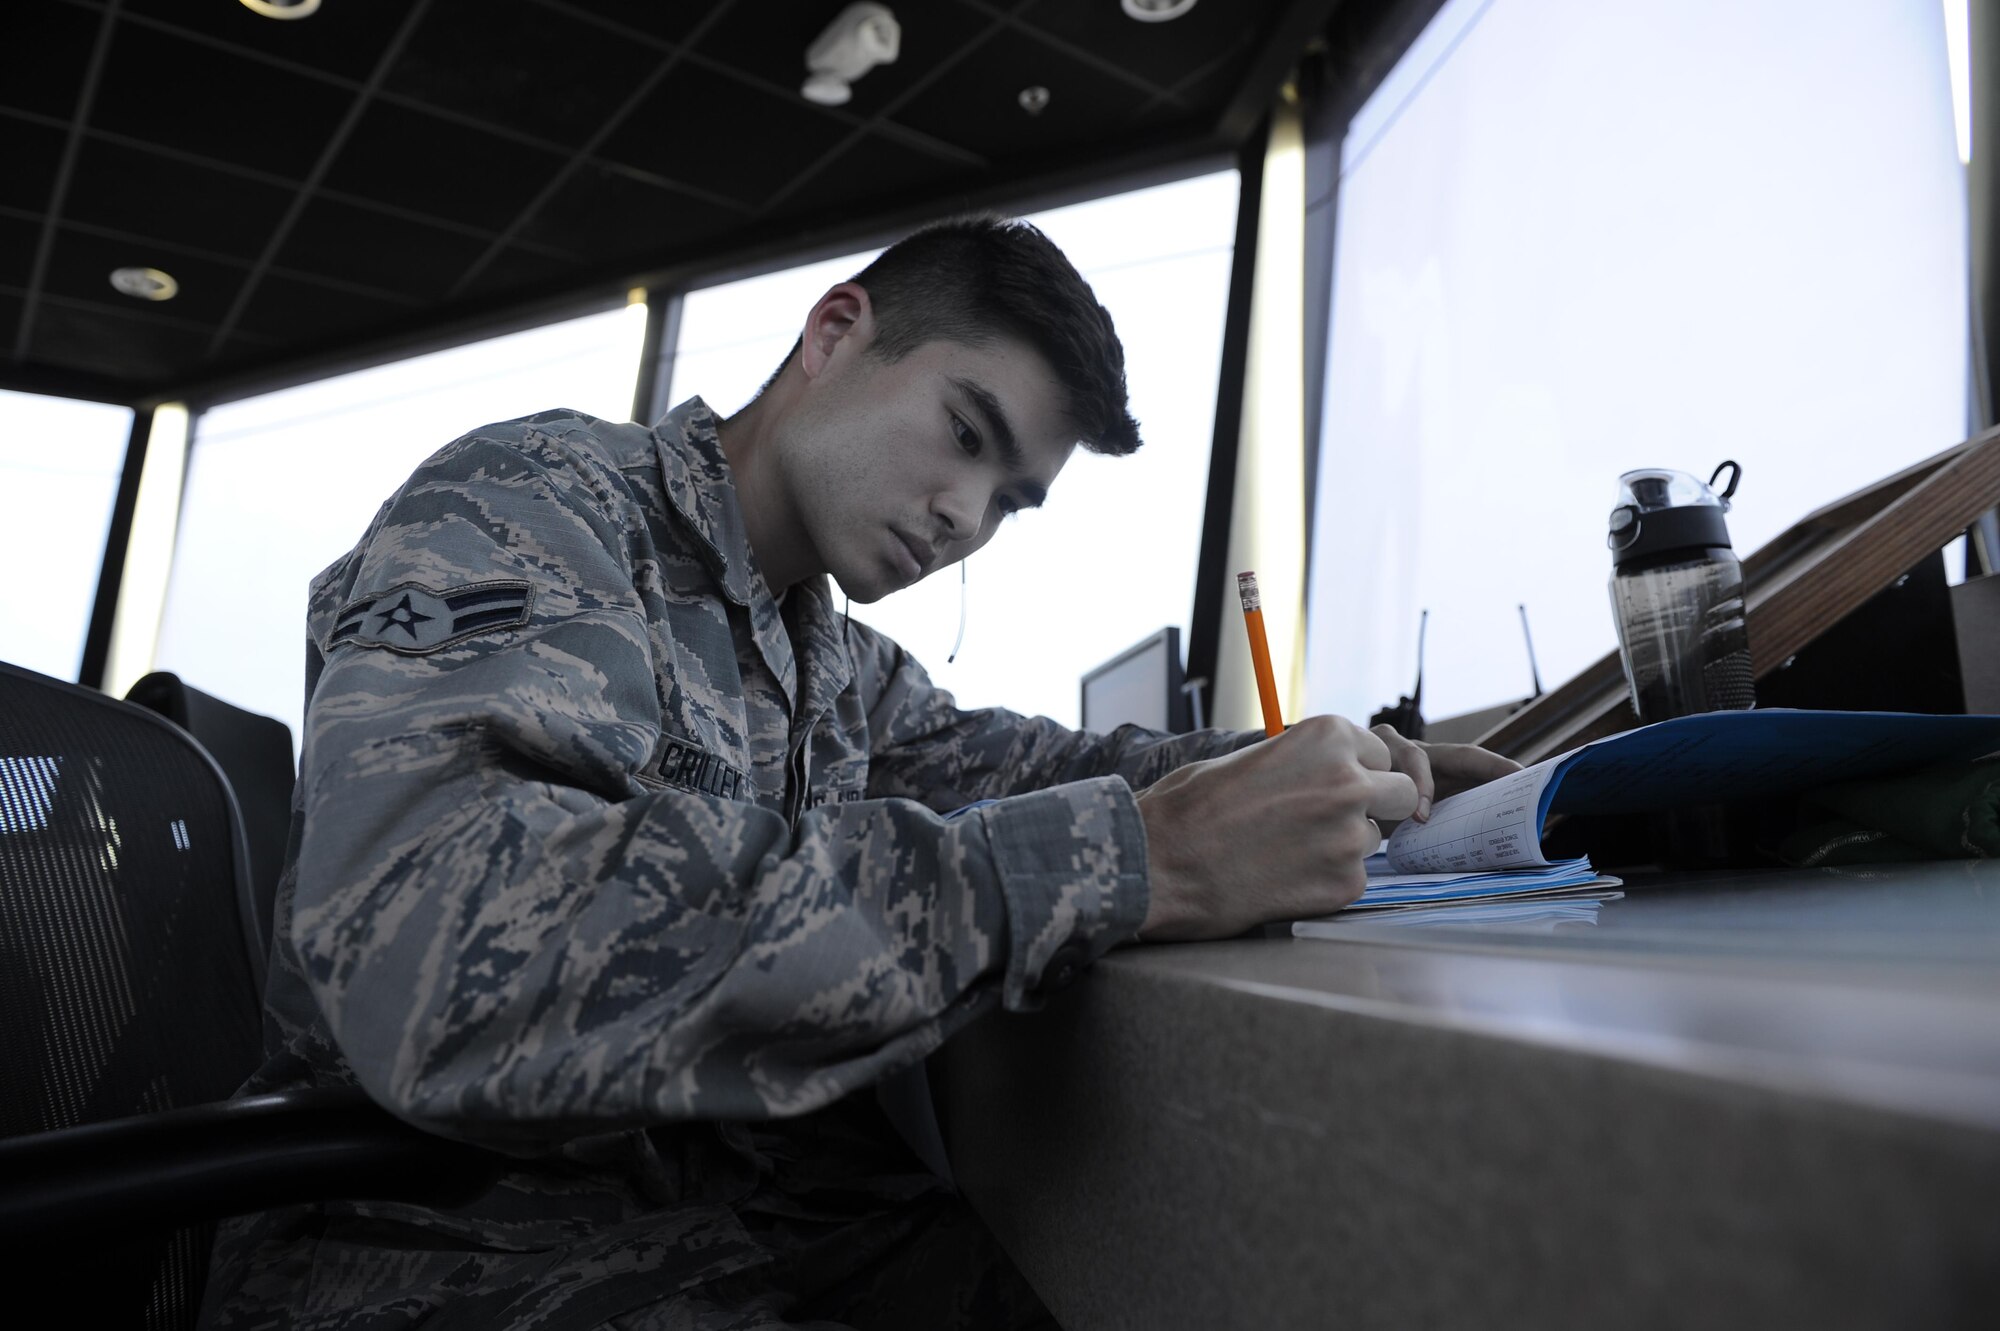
[1382, 708, 2000, 875]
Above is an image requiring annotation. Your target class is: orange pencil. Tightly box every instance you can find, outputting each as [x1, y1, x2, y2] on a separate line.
[1237, 571, 1285, 737]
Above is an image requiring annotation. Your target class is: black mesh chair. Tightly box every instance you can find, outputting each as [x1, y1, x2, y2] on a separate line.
[0, 660, 500, 1325]
[124, 670, 298, 983]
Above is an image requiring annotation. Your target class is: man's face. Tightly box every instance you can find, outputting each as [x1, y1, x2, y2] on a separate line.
[776, 330, 1078, 604]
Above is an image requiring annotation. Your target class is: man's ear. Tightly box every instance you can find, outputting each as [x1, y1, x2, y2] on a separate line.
[799, 282, 873, 380]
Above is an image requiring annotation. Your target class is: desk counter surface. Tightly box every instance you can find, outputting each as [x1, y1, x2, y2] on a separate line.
[935, 862, 2000, 1331]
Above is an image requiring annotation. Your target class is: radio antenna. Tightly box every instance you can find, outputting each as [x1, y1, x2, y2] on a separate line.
[1518, 603, 1543, 697]
[1368, 609, 1429, 739]
[1411, 608, 1427, 710]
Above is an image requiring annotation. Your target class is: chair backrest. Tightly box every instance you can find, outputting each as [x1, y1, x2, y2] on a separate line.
[0, 660, 264, 1327]
[125, 670, 296, 985]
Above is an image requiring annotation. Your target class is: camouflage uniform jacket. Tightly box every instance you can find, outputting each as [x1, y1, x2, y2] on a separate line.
[200, 400, 1250, 1330]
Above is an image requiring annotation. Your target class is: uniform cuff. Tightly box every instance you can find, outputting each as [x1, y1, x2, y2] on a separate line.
[975, 777, 1149, 1011]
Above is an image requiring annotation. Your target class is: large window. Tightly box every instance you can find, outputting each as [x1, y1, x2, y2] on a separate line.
[1306, 0, 1967, 725]
[0, 390, 131, 682]
[153, 304, 648, 742]
[670, 171, 1240, 728]
[151, 173, 1236, 741]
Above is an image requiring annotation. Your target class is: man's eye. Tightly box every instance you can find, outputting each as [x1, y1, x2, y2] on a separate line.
[996, 496, 1019, 518]
[950, 413, 980, 457]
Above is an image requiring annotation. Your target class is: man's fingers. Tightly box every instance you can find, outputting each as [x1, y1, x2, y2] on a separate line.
[1440, 742, 1522, 780]
[1350, 721, 1394, 771]
[1424, 742, 1524, 800]
[1362, 769, 1420, 823]
[1373, 723, 1434, 820]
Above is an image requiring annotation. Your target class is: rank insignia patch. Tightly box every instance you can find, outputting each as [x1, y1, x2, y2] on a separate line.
[328, 580, 533, 655]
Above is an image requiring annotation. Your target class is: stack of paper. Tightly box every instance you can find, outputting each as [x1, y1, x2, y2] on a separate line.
[1288, 853, 1621, 934]
[1295, 893, 1620, 936]
[1347, 852, 1614, 907]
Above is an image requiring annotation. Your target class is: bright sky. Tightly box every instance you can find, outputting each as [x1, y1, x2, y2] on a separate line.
[0, 389, 132, 681]
[1309, 0, 1967, 726]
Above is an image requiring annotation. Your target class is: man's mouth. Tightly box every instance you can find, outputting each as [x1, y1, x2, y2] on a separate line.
[889, 527, 931, 580]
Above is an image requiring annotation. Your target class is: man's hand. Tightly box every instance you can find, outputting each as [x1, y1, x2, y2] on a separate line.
[1369, 724, 1522, 823]
[1135, 715, 1420, 941]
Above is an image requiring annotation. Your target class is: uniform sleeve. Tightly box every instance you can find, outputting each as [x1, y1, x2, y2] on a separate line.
[855, 624, 1259, 809]
[850, 631, 1262, 1011]
[290, 435, 1142, 1146]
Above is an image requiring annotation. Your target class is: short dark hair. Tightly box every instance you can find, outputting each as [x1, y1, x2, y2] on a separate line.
[760, 216, 1142, 456]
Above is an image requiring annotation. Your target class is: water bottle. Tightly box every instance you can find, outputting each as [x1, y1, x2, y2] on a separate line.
[1607, 462, 1754, 725]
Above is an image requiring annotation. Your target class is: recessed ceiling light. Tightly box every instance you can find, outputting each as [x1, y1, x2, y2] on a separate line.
[109, 267, 179, 301]
[238, 0, 321, 19]
[1018, 86, 1050, 115]
[1121, 0, 1198, 21]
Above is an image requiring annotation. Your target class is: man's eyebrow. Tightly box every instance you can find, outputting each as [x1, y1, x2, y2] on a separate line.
[949, 375, 1046, 508]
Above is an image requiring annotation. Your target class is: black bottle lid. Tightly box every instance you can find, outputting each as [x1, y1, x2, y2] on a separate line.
[1608, 461, 1742, 571]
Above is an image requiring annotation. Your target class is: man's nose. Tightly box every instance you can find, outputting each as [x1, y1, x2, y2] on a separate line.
[931, 487, 985, 543]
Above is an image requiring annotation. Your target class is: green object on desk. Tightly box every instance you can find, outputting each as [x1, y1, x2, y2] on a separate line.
[1779, 758, 2000, 867]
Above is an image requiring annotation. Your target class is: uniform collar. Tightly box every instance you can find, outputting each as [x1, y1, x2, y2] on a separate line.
[652, 397, 852, 716]
[651, 396, 758, 607]
[785, 574, 857, 722]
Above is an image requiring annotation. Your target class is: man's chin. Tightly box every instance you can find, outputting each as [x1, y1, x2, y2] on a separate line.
[829, 569, 896, 605]
[830, 544, 946, 602]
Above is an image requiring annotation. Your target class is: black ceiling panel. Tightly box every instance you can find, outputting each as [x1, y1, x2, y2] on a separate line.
[691, 0, 996, 123]
[890, 25, 1154, 164]
[596, 60, 853, 209]
[453, 244, 574, 301]
[119, 0, 410, 81]
[546, 0, 711, 48]
[1127, 43, 1265, 137]
[233, 273, 412, 344]
[779, 132, 968, 219]
[0, 215, 45, 289]
[6, 3, 102, 121]
[62, 137, 294, 255]
[90, 21, 353, 177]
[42, 227, 245, 329]
[384, 0, 662, 148]
[0, 118, 68, 213]
[30, 297, 221, 381]
[4, 0, 1333, 403]
[320, 100, 569, 232]
[1020, 0, 1265, 94]
[213, 333, 281, 367]
[514, 163, 743, 266]
[274, 196, 489, 301]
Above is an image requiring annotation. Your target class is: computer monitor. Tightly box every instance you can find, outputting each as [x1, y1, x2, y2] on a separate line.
[1080, 627, 1191, 735]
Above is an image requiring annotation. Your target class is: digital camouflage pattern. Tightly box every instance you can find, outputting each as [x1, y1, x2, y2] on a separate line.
[199, 401, 1251, 1330]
